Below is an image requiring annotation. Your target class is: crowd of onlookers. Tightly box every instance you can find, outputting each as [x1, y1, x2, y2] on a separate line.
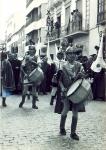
[0, 40, 105, 108]
[0, 38, 105, 141]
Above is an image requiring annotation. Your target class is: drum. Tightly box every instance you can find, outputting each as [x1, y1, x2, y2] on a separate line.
[28, 67, 44, 85]
[67, 79, 92, 104]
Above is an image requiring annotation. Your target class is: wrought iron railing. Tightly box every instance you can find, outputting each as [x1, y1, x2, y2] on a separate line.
[26, 18, 34, 27]
[26, 16, 40, 27]
[46, 20, 89, 42]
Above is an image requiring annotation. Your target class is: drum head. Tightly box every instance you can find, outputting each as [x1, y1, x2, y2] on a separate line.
[67, 79, 82, 96]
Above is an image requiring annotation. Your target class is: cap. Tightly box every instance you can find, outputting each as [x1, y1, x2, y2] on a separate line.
[40, 45, 47, 56]
[28, 45, 36, 51]
[65, 46, 75, 55]
[57, 50, 64, 59]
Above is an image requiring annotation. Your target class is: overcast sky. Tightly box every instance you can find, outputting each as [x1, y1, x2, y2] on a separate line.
[0, 0, 26, 40]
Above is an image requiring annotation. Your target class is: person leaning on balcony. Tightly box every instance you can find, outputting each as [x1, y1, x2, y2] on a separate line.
[71, 11, 77, 32]
[75, 9, 82, 30]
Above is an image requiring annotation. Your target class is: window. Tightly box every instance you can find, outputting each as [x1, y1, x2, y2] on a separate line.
[38, 5, 41, 20]
[97, 0, 106, 24]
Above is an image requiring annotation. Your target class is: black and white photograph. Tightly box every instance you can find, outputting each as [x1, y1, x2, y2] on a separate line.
[0, 0, 106, 149]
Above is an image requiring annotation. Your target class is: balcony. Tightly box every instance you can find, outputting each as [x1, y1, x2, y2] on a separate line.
[65, 19, 89, 37]
[97, 11, 106, 25]
[25, 18, 46, 34]
[26, 17, 39, 27]
[45, 20, 89, 43]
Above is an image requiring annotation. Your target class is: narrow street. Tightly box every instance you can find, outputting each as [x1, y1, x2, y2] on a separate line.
[0, 94, 106, 150]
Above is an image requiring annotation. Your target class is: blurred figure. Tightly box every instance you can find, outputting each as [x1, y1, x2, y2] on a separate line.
[50, 50, 65, 106]
[8, 53, 21, 94]
[39, 56, 51, 94]
[1, 52, 15, 107]
[19, 45, 41, 109]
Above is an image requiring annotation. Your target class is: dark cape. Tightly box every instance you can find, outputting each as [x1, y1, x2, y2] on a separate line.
[2, 60, 15, 91]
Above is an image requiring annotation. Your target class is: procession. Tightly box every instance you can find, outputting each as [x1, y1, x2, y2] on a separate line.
[0, 0, 106, 149]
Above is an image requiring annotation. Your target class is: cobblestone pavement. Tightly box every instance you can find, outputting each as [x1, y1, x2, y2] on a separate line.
[0, 94, 106, 150]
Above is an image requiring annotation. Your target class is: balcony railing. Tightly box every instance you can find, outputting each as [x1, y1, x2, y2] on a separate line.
[97, 11, 106, 25]
[26, 18, 34, 27]
[26, 16, 40, 27]
[46, 20, 89, 43]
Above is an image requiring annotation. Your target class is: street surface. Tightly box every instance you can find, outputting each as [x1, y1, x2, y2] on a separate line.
[0, 94, 106, 150]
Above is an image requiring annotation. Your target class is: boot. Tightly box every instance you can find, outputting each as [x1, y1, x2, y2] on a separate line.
[32, 96, 38, 109]
[2, 97, 7, 107]
[60, 115, 67, 135]
[19, 95, 26, 108]
[70, 116, 79, 140]
[50, 96, 55, 105]
[27, 94, 30, 100]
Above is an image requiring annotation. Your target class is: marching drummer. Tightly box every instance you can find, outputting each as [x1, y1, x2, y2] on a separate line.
[19, 45, 39, 109]
[56, 45, 86, 140]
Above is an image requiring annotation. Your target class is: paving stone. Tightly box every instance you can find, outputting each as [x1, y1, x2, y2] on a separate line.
[0, 95, 106, 150]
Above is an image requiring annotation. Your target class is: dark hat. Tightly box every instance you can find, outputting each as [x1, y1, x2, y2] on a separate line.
[94, 45, 99, 50]
[1, 52, 7, 60]
[29, 45, 36, 51]
[57, 50, 64, 57]
[40, 45, 47, 56]
[65, 46, 76, 55]
[41, 45, 47, 52]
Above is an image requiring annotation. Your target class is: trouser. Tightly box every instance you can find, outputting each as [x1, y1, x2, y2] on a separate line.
[21, 83, 38, 106]
[2, 97, 7, 106]
[60, 99, 78, 134]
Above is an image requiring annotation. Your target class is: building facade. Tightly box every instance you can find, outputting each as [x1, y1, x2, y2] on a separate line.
[25, 0, 48, 46]
[46, 0, 90, 58]
[45, 0, 106, 59]
[89, 0, 106, 56]
[6, 12, 26, 58]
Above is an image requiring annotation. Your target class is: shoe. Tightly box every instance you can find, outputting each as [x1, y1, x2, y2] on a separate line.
[2, 98, 7, 107]
[43, 92, 47, 95]
[36, 98, 39, 101]
[27, 95, 30, 100]
[3, 103, 7, 107]
[19, 103, 23, 108]
[32, 105, 38, 109]
[60, 129, 66, 135]
[50, 96, 55, 105]
[50, 101, 53, 105]
[70, 133, 79, 141]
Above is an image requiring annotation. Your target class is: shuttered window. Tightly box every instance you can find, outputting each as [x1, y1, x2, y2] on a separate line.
[97, 0, 106, 24]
